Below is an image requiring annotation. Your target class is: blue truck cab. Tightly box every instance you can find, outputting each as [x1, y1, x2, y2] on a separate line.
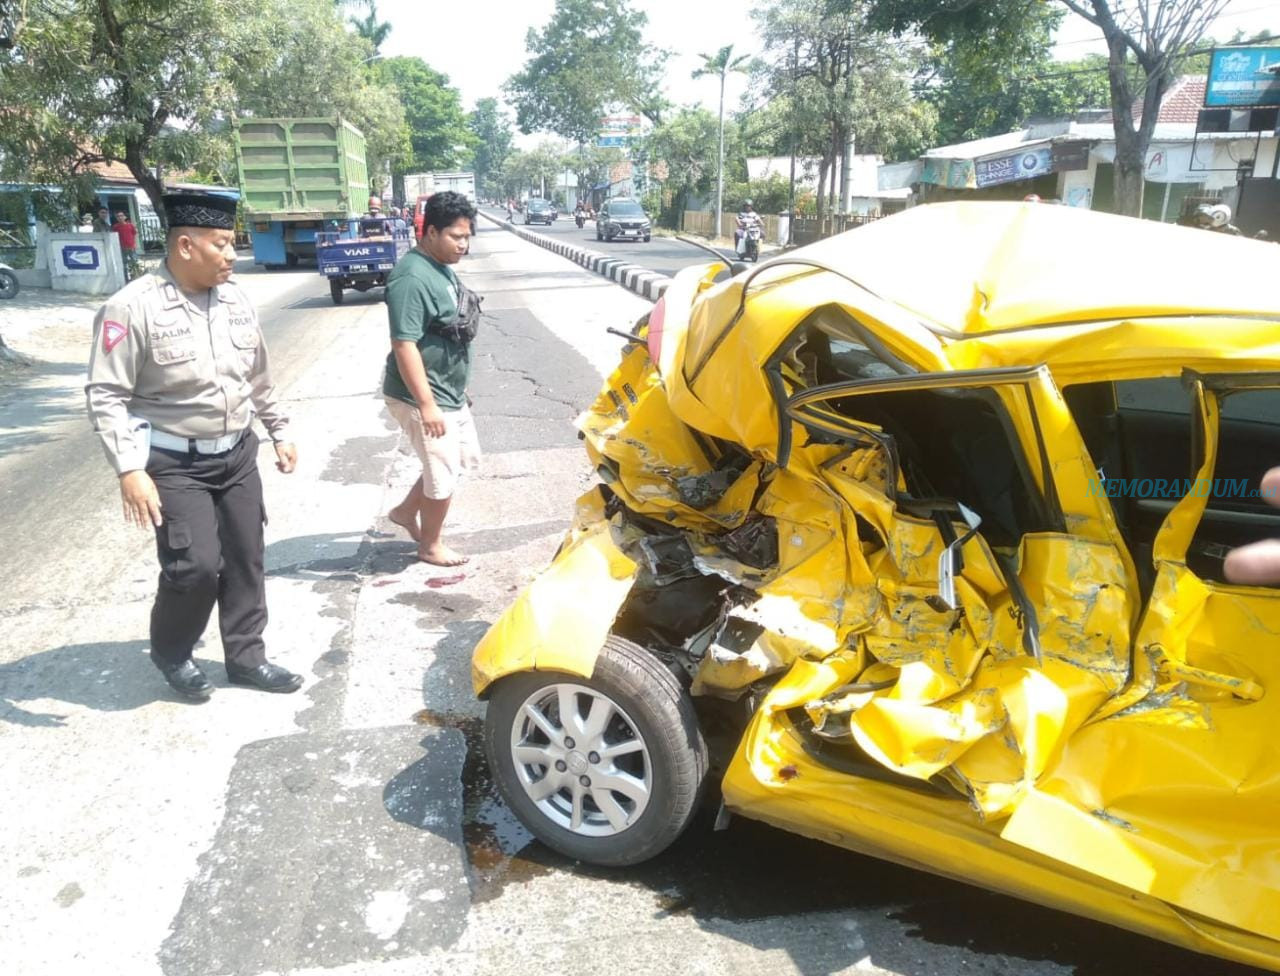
[317, 217, 412, 304]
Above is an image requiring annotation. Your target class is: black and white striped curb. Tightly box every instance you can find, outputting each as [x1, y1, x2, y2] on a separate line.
[479, 211, 670, 302]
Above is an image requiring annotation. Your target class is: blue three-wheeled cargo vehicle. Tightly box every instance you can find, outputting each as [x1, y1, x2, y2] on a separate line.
[317, 216, 412, 305]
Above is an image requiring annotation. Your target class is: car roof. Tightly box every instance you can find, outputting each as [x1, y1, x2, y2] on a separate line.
[772, 201, 1280, 338]
[658, 202, 1280, 446]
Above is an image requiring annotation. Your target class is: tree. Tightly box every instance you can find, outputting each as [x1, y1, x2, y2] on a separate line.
[693, 45, 750, 252]
[372, 57, 472, 194]
[645, 108, 739, 226]
[505, 0, 668, 143]
[864, 0, 1231, 216]
[0, 0, 257, 220]
[467, 98, 515, 198]
[1058, 0, 1230, 216]
[231, 0, 409, 194]
[753, 0, 934, 221]
[347, 0, 391, 51]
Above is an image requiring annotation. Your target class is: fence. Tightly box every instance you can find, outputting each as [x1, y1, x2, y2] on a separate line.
[790, 213, 881, 246]
[681, 209, 878, 246]
[0, 245, 38, 269]
[681, 210, 782, 243]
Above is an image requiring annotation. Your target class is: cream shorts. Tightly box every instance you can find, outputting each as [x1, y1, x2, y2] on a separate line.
[385, 398, 482, 500]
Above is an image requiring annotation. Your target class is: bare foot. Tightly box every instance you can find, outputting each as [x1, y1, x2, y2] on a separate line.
[388, 506, 421, 542]
[418, 544, 469, 567]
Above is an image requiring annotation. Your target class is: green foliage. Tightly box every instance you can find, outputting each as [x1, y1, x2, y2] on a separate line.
[347, 0, 392, 51]
[232, 0, 409, 191]
[467, 98, 515, 198]
[645, 108, 741, 217]
[722, 173, 791, 214]
[373, 56, 471, 184]
[505, 0, 668, 143]
[750, 0, 936, 216]
[0, 0, 256, 213]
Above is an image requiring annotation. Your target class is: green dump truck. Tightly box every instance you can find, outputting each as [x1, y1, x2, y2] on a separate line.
[232, 117, 369, 268]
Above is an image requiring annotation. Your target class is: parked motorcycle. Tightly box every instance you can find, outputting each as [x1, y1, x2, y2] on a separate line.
[0, 260, 19, 300]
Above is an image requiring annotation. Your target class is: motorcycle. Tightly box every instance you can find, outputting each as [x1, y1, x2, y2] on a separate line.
[0, 260, 19, 300]
[574, 210, 586, 229]
[737, 220, 763, 262]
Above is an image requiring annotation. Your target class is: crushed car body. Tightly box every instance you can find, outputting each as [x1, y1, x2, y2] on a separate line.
[472, 201, 1280, 971]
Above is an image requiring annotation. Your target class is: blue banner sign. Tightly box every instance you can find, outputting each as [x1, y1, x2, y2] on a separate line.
[597, 135, 626, 149]
[1206, 47, 1280, 108]
[974, 147, 1053, 188]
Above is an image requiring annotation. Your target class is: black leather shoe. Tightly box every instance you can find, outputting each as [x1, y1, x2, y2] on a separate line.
[226, 661, 303, 694]
[155, 659, 213, 701]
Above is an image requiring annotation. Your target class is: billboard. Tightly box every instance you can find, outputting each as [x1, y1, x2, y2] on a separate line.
[597, 114, 643, 150]
[974, 147, 1053, 188]
[1206, 47, 1280, 108]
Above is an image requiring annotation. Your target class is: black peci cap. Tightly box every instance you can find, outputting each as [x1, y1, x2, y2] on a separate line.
[162, 192, 237, 230]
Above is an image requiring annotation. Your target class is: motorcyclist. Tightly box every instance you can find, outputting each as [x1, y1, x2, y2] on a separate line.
[736, 199, 763, 257]
[574, 201, 587, 227]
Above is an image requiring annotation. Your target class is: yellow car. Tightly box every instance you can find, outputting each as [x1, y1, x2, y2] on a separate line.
[472, 202, 1280, 971]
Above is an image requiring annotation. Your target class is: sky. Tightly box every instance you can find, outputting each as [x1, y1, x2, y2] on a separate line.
[376, 0, 1278, 145]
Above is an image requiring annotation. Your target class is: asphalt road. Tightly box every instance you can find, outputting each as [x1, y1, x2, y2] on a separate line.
[0, 228, 1266, 976]
[478, 205, 741, 278]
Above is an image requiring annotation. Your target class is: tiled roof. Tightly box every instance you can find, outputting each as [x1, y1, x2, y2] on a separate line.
[89, 159, 135, 182]
[1110, 75, 1207, 125]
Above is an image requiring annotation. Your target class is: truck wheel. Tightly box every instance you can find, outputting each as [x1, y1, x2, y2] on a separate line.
[484, 635, 708, 867]
[286, 253, 299, 268]
[329, 280, 344, 305]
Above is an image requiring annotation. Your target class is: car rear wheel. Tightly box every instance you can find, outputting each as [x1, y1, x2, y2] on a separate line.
[0, 269, 18, 300]
[596, 227, 602, 241]
[484, 635, 708, 866]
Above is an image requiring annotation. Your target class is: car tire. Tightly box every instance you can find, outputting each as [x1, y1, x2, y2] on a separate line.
[643, 235, 651, 243]
[484, 635, 708, 867]
[596, 227, 602, 241]
[329, 280, 344, 305]
[606, 232, 614, 242]
[0, 269, 19, 300]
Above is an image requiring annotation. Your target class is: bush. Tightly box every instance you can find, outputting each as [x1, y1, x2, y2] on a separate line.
[723, 174, 792, 215]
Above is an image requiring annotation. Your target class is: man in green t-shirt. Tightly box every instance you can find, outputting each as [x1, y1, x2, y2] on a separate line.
[382, 191, 480, 566]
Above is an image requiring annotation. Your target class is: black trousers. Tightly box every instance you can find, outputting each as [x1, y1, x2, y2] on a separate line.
[146, 430, 268, 669]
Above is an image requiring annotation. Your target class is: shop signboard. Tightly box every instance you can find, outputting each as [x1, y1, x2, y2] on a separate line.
[921, 156, 975, 189]
[974, 146, 1053, 188]
[1050, 141, 1091, 172]
[1206, 47, 1280, 108]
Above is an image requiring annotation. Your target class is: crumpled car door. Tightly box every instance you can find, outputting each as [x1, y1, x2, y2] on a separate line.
[1002, 373, 1280, 945]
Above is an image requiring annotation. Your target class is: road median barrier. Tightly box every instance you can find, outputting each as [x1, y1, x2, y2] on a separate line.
[478, 211, 671, 302]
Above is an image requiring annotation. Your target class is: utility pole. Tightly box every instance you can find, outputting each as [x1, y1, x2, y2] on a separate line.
[787, 33, 799, 245]
[715, 74, 726, 243]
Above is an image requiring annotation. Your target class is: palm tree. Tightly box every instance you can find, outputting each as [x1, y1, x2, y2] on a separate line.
[693, 45, 749, 242]
[348, 0, 392, 52]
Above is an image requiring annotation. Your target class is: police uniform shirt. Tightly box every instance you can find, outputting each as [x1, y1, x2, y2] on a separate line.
[85, 262, 290, 474]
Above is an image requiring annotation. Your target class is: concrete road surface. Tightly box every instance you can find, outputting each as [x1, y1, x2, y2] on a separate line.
[0, 225, 1259, 976]
[479, 206, 740, 278]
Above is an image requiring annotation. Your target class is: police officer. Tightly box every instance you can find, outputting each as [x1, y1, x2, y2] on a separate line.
[85, 192, 303, 701]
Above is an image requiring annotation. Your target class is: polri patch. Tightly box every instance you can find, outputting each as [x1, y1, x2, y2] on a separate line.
[103, 320, 127, 354]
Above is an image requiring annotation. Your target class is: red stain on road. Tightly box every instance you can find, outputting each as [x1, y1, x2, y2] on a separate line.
[426, 574, 467, 588]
